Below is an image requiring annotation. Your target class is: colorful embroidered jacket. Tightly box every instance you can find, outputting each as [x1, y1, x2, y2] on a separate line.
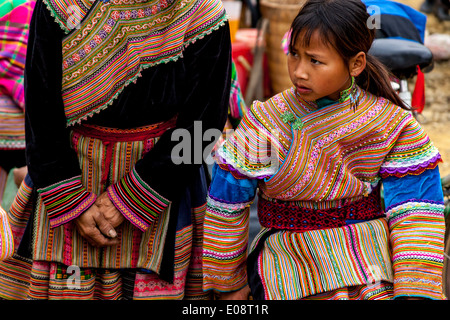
[23, 0, 230, 270]
[202, 86, 445, 300]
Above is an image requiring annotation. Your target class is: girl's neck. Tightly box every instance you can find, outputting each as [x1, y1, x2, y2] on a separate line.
[316, 76, 356, 109]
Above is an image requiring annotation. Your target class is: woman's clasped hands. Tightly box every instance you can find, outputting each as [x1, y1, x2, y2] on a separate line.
[74, 192, 125, 247]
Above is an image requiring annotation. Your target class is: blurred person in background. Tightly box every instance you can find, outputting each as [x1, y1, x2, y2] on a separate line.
[0, 0, 33, 203]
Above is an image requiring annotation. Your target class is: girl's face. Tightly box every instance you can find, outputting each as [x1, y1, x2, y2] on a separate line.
[288, 30, 351, 102]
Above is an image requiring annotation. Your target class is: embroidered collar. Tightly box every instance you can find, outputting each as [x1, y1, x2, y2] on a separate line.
[315, 96, 336, 110]
[281, 78, 358, 130]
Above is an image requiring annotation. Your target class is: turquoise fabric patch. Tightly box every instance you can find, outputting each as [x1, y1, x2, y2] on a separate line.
[382, 166, 444, 208]
[209, 163, 258, 203]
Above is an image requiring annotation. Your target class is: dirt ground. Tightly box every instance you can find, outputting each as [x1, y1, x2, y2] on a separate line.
[399, 0, 450, 177]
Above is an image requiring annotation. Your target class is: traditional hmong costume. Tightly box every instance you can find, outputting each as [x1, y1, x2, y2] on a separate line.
[203, 84, 446, 300]
[0, 0, 231, 299]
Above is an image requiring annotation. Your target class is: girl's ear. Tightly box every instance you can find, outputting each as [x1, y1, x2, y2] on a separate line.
[349, 51, 366, 77]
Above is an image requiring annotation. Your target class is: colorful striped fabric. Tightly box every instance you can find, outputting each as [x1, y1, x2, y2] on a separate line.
[0, 0, 34, 110]
[31, 123, 172, 271]
[7, 175, 33, 249]
[43, 0, 227, 126]
[38, 176, 97, 228]
[184, 203, 211, 299]
[134, 223, 193, 299]
[0, 0, 35, 149]
[27, 260, 123, 299]
[42, 0, 92, 33]
[0, 205, 13, 261]
[108, 167, 170, 231]
[380, 119, 441, 178]
[203, 202, 250, 292]
[0, 95, 25, 149]
[0, 175, 210, 300]
[0, 254, 32, 299]
[228, 60, 247, 121]
[386, 200, 445, 299]
[203, 85, 445, 299]
[301, 281, 394, 300]
[255, 219, 393, 299]
[5, 202, 209, 300]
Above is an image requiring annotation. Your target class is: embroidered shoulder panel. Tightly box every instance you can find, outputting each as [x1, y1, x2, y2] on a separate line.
[379, 113, 442, 178]
[43, 0, 93, 33]
[46, 0, 226, 125]
[216, 90, 294, 180]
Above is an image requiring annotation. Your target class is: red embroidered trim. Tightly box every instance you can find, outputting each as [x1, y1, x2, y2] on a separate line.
[72, 117, 176, 188]
[257, 189, 384, 232]
[72, 116, 177, 142]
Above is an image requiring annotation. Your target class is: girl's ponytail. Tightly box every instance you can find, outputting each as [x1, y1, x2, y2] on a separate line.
[357, 54, 409, 110]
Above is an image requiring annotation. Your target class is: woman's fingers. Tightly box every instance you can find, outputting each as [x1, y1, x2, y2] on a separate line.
[96, 192, 125, 228]
[93, 212, 118, 239]
[74, 204, 119, 247]
[84, 227, 119, 247]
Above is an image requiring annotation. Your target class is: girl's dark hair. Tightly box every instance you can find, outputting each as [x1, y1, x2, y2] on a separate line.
[289, 0, 409, 109]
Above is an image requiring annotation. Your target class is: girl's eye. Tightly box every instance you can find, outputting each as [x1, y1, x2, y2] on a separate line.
[311, 58, 321, 65]
[289, 50, 299, 57]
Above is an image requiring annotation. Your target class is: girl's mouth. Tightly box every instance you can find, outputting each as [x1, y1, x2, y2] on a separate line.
[296, 85, 312, 94]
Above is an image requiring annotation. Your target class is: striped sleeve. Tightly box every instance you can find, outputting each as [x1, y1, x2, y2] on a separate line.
[215, 101, 283, 181]
[0, 205, 14, 261]
[383, 160, 445, 298]
[38, 175, 97, 228]
[202, 163, 258, 293]
[107, 167, 170, 232]
[380, 114, 442, 178]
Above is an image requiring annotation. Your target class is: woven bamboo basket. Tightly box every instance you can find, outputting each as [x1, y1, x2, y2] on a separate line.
[260, 0, 306, 95]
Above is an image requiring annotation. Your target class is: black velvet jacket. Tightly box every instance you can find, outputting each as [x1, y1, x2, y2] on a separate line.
[24, 0, 231, 202]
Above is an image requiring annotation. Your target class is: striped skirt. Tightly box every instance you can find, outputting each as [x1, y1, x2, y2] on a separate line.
[0, 95, 25, 151]
[248, 218, 395, 300]
[0, 121, 211, 300]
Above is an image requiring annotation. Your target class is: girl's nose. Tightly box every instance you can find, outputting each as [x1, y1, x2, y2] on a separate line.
[294, 61, 308, 80]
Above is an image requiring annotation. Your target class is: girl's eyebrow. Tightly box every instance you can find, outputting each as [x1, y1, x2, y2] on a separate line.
[305, 51, 325, 59]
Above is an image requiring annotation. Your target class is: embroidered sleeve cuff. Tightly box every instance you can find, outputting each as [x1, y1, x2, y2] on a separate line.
[107, 167, 170, 232]
[387, 200, 445, 300]
[0, 206, 14, 261]
[393, 268, 445, 300]
[380, 142, 442, 179]
[38, 176, 97, 228]
[202, 197, 250, 293]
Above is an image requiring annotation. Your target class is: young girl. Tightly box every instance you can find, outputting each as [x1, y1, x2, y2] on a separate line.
[202, 0, 446, 300]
